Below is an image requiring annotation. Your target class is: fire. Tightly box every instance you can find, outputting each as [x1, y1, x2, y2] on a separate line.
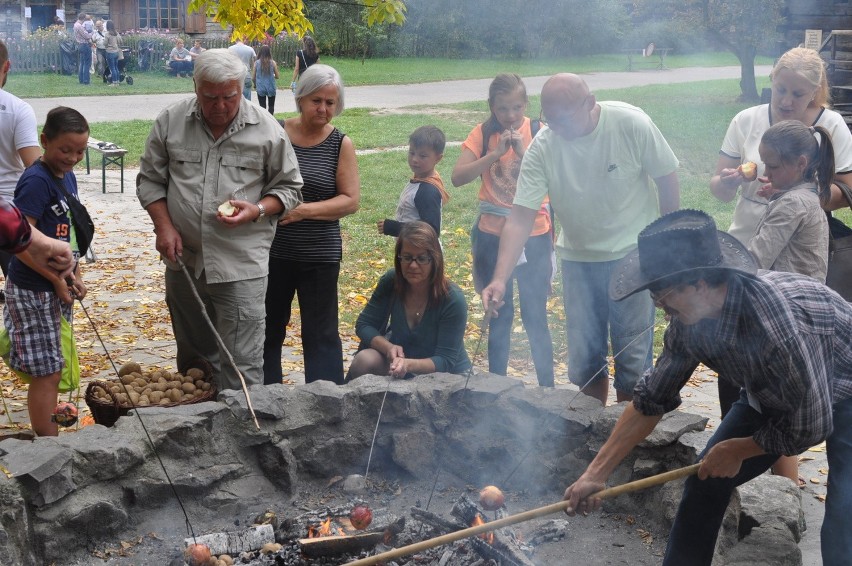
[308, 518, 333, 538]
[307, 517, 346, 538]
[470, 514, 494, 545]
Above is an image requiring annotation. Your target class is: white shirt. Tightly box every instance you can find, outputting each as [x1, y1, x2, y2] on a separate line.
[0, 90, 38, 201]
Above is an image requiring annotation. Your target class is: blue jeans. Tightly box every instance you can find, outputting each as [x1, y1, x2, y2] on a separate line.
[472, 224, 554, 386]
[242, 76, 252, 100]
[168, 60, 194, 76]
[105, 51, 120, 84]
[77, 43, 91, 84]
[664, 391, 852, 565]
[561, 259, 654, 395]
[263, 259, 344, 385]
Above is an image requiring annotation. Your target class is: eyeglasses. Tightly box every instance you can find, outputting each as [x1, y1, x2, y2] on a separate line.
[398, 254, 433, 265]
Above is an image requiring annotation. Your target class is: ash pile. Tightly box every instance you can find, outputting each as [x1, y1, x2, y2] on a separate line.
[0, 374, 804, 566]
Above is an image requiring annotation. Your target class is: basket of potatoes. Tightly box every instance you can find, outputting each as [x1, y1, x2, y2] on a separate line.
[85, 358, 216, 427]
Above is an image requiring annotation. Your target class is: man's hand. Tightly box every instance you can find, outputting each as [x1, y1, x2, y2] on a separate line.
[699, 438, 757, 480]
[217, 199, 263, 226]
[563, 473, 607, 517]
[481, 281, 506, 319]
[154, 223, 183, 263]
[24, 229, 75, 280]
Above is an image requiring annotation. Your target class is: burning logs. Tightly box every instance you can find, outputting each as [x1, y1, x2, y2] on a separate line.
[183, 525, 274, 556]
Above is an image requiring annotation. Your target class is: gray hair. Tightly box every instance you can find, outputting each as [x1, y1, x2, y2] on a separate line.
[193, 48, 246, 86]
[295, 64, 345, 116]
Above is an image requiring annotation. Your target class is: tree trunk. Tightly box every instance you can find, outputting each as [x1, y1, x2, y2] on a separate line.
[736, 46, 760, 102]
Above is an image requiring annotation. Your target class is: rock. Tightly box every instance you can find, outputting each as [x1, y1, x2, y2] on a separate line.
[721, 524, 802, 565]
[737, 475, 804, 542]
[0, 439, 74, 506]
[343, 474, 367, 494]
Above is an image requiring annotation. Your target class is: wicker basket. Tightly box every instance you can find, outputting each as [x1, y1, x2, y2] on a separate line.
[85, 358, 216, 427]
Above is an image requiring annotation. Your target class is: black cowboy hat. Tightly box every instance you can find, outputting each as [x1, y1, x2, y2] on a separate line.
[609, 209, 758, 301]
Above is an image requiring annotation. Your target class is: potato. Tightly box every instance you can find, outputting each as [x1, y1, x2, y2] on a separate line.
[159, 398, 171, 405]
[187, 368, 205, 380]
[138, 395, 150, 406]
[110, 384, 122, 394]
[194, 389, 205, 398]
[119, 374, 135, 384]
[167, 389, 182, 402]
[118, 362, 142, 377]
[149, 391, 164, 404]
[182, 393, 194, 401]
[133, 378, 148, 389]
[116, 393, 128, 405]
[162, 371, 173, 380]
[201, 382, 211, 392]
[128, 391, 140, 405]
[151, 371, 163, 381]
[182, 382, 196, 394]
[142, 387, 153, 397]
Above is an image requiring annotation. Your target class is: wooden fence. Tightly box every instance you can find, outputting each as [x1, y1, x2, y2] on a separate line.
[5, 34, 299, 74]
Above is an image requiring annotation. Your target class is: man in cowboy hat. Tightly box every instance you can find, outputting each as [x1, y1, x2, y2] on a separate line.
[562, 209, 852, 565]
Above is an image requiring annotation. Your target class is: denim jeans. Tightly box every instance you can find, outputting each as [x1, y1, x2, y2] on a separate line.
[242, 76, 252, 100]
[561, 259, 654, 394]
[105, 51, 120, 84]
[472, 225, 554, 386]
[77, 42, 91, 84]
[263, 259, 344, 385]
[664, 391, 852, 565]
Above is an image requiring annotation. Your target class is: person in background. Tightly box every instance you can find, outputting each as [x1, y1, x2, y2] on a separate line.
[168, 38, 193, 78]
[481, 73, 680, 405]
[263, 64, 360, 386]
[137, 49, 303, 391]
[290, 35, 318, 93]
[378, 125, 448, 238]
[253, 45, 279, 115]
[0, 39, 41, 279]
[348, 221, 470, 380]
[709, 46, 852, 486]
[104, 20, 122, 87]
[92, 19, 106, 77]
[189, 39, 206, 60]
[228, 37, 256, 100]
[5, 107, 89, 436]
[73, 13, 93, 85]
[564, 209, 852, 566]
[452, 73, 554, 387]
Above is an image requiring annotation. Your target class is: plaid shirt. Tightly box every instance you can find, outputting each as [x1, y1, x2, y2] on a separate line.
[634, 270, 852, 456]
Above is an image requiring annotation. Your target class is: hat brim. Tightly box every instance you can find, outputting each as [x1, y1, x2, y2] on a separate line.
[609, 230, 758, 301]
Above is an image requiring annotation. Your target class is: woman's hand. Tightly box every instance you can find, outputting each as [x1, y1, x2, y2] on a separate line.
[388, 354, 409, 379]
[385, 344, 404, 363]
[278, 204, 306, 226]
[490, 130, 513, 160]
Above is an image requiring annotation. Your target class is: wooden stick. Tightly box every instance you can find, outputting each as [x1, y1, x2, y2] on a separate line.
[343, 463, 701, 566]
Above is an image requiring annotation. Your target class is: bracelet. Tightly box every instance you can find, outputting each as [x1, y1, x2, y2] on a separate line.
[253, 202, 267, 223]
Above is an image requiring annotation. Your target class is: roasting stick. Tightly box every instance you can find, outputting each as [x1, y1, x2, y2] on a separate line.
[344, 463, 701, 566]
[177, 258, 260, 430]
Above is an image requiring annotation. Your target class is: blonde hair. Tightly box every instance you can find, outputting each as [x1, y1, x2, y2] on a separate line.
[770, 47, 831, 108]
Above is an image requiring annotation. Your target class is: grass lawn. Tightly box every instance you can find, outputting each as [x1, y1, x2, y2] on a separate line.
[83, 74, 775, 372]
[5, 51, 773, 99]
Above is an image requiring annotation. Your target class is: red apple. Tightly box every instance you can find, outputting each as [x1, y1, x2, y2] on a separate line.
[184, 543, 212, 566]
[350, 505, 373, 530]
[479, 485, 505, 510]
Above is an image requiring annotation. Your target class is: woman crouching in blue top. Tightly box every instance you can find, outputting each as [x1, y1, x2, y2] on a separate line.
[347, 221, 471, 380]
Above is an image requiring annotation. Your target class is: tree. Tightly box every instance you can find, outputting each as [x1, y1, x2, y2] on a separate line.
[633, 0, 784, 101]
[187, 0, 407, 41]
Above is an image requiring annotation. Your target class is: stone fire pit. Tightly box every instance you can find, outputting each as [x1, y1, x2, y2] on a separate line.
[0, 374, 804, 565]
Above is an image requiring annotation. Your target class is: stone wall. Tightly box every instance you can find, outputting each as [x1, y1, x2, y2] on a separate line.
[0, 374, 803, 565]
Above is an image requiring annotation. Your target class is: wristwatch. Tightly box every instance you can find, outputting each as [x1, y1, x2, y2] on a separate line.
[253, 202, 267, 223]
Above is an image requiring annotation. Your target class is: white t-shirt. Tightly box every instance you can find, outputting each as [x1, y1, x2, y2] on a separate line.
[0, 90, 38, 201]
[228, 42, 255, 72]
[721, 104, 852, 245]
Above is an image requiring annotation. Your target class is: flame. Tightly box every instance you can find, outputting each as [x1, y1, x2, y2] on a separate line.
[308, 517, 333, 538]
[470, 514, 494, 545]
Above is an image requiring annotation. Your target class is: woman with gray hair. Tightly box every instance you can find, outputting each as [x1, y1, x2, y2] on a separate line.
[263, 64, 360, 385]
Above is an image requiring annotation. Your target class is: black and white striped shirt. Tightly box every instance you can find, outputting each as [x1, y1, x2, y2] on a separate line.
[270, 128, 344, 262]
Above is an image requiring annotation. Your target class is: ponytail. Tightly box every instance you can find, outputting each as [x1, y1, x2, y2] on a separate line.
[811, 125, 836, 205]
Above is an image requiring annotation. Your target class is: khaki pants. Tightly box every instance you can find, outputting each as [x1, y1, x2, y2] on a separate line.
[164, 268, 266, 391]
